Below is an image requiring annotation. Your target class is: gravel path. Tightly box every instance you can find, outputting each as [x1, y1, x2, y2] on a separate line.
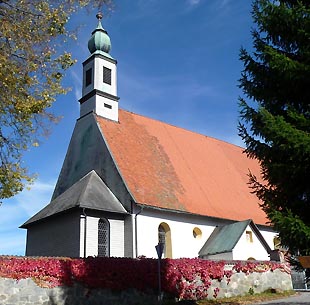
[253, 292, 310, 304]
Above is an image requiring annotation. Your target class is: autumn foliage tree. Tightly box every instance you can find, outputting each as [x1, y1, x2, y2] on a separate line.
[238, 0, 310, 255]
[0, 0, 111, 200]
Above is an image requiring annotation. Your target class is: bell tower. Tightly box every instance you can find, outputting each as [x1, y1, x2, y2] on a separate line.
[79, 13, 119, 121]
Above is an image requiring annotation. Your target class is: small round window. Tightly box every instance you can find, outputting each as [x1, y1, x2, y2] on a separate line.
[193, 227, 202, 239]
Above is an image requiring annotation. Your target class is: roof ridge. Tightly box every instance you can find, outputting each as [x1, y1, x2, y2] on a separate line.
[75, 170, 96, 206]
[228, 219, 252, 250]
[116, 108, 244, 149]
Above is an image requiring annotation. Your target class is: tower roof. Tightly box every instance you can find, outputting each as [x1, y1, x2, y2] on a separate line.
[88, 12, 112, 56]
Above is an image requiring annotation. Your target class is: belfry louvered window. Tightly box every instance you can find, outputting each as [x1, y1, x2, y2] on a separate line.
[85, 68, 92, 87]
[98, 218, 109, 257]
[103, 66, 111, 85]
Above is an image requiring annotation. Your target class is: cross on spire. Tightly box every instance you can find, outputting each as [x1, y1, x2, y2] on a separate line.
[96, 12, 103, 20]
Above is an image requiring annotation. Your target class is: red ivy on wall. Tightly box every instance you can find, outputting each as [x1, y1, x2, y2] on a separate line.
[0, 256, 290, 300]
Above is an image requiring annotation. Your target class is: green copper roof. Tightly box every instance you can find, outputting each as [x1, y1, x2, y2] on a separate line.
[199, 219, 272, 256]
[88, 12, 111, 56]
[199, 220, 250, 256]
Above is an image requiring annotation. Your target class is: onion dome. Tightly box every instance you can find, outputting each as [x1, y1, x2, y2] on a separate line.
[88, 12, 111, 55]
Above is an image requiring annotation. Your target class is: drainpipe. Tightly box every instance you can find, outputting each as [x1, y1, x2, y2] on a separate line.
[82, 208, 87, 258]
[131, 214, 136, 258]
[134, 205, 143, 258]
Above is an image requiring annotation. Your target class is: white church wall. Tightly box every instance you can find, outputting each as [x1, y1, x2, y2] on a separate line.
[80, 87, 119, 120]
[135, 209, 277, 260]
[94, 93, 119, 121]
[136, 210, 215, 258]
[260, 230, 277, 251]
[232, 225, 270, 261]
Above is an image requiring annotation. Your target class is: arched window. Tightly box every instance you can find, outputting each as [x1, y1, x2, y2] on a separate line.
[98, 218, 109, 257]
[158, 224, 166, 245]
[193, 227, 202, 239]
[158, 222, 172, 258]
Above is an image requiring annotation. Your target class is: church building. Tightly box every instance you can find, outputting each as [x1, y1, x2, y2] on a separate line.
[21, 14, 278, 261]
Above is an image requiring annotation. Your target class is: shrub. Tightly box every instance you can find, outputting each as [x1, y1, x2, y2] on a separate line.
[0, 256, 290, 300]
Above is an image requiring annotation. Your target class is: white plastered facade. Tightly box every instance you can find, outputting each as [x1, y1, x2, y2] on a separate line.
[232, 225, 271, 261]
[134, 209, 277, 259]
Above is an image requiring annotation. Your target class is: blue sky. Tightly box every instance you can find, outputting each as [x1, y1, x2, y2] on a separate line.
[0, 0, 254, 255]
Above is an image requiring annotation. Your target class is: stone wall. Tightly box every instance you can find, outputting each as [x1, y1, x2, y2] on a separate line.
[0, 268, 292, 305]
[208, 268, 293, 299]
[0, 278, 158, 305]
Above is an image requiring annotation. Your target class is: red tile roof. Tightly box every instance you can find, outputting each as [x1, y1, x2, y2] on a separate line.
[97, 109, 268, 225]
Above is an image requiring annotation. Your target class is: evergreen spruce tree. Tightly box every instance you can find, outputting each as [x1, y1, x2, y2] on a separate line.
[238, 0, 310, 255]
